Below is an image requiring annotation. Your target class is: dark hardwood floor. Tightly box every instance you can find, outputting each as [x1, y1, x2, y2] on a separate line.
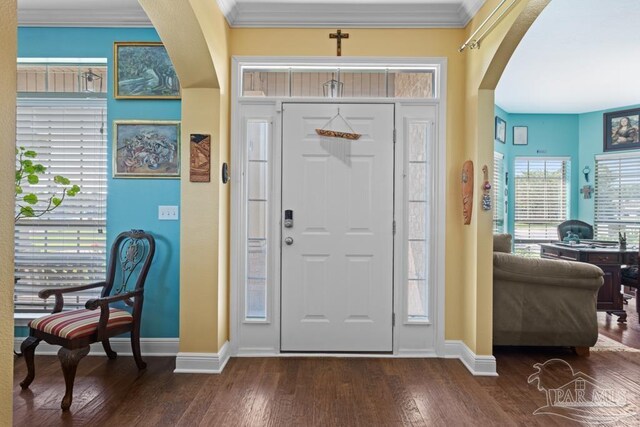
[13, 298, 640, 426]
[598, 296, 640, 349]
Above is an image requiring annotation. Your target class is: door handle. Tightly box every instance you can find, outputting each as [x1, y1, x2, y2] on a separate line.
[284, 237, 294, 245]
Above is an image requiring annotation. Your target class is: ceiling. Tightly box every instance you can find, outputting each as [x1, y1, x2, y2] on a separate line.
[495, 0, 640, 114]
[17, 0, 485, 28]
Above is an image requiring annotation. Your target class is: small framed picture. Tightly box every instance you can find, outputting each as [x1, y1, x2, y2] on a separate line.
[513, 126, 528, 145]
[114, 42, 180, 99]
[113, 121, 181, 178]
[603, 108, 640, 152]
[495, 116, 506, 143]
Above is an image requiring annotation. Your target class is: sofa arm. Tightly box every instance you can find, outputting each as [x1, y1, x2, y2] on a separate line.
[493, 252, 604, 290]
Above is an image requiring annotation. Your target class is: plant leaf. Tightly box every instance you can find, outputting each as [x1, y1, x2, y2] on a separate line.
[27, 174, 39, 184]
[20, 206, 35, 217]
[23, 150, 37, 158]
[54, 175, 71, 185]
[23, 193, 38, 204]
[33, 164, 46, 173]
[15, 185, 23, 194]
[23, 165, 35, 174]
[52, 197, 62, 206]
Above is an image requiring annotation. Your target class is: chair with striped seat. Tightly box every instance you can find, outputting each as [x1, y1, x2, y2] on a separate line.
[19, 230, 155, 411]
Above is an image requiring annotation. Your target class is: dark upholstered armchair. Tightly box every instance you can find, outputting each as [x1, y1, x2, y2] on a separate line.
[19, 230, 155, 410]
[557, 220, 594, 240]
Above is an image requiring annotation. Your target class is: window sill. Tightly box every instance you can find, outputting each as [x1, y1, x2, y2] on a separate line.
[14, 313, 40, 327]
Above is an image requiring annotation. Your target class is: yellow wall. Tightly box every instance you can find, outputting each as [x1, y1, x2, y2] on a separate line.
[231, 28, 469, 341]
[144, 0, 549, 357]
[462, 0, 550, 354]
[140, 0, 232, 352]
[0, 0, 16, 421]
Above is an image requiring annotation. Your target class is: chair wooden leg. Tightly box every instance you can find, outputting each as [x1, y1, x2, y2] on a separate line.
[19, 336, 41, 389]
[58, 346, 90, 411]
[573, 346, 590, 357]
[102, 339, 117, 360]
[131, 327, 146, 370]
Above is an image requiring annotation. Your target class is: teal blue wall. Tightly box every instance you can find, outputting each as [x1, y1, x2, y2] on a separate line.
[494, 106, 580, 236]
[17, 28, 180, 338]
[578, 103, 640, 225]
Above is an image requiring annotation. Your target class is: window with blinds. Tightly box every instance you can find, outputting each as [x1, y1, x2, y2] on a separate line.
[514, 157, 570, 257]
[594, 153, 640, 243]
[14, 98, 107, 312]
[493, 152, 505, 233]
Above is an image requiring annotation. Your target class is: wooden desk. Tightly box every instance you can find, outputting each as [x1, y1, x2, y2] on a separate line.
[540, 242, 634, 322]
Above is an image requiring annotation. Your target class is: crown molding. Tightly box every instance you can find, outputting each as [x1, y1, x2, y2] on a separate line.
[218, 0, 485, 28]
[18, 0, 153, 27]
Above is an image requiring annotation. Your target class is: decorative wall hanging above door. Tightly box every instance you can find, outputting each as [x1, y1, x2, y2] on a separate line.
[315, 108, 362, 140]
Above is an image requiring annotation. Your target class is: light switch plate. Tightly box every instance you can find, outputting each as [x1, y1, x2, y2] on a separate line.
[158, 205, 179, 221]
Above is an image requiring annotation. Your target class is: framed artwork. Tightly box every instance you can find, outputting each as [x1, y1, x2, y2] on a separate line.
[114, 42, 180, 99]
[513, 126, 528, 145]
[113, 121, 181, 178]
[495, 116, 506, 143]
[603, 108, 640, 152]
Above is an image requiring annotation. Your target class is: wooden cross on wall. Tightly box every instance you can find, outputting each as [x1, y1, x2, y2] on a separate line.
[330, 30, 349, 56]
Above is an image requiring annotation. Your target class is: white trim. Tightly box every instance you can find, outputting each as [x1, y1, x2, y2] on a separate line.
[444, 340, 498, 376]
[14, 337, 179, 356]
[595, 151, 640, 161]
[218, 0, 484, 28]
[174, 341, 230, 374]
[18, 0, 152, 27]
[231, 56, 448, 360]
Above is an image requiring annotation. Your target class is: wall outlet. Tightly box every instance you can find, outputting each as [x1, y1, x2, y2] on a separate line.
[158, 205, 179, 221]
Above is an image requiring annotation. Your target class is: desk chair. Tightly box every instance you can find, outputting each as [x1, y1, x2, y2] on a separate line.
[621, 241, 640, 323]
[557, 220, 594, 241]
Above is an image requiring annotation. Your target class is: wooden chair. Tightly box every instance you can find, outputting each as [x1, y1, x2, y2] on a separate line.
[19, 230, 155, 410]
[621, 241, 640, 323]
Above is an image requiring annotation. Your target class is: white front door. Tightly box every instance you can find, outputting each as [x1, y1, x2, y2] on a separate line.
[281, 103, 395, 352]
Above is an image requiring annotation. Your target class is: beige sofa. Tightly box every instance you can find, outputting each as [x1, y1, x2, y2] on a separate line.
[493, 234, 604, 349]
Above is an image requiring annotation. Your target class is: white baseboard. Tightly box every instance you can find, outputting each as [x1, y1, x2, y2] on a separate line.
[444, 340, 498, 376]
[174, 341, 230, 374]
[14, 337, 179, 357]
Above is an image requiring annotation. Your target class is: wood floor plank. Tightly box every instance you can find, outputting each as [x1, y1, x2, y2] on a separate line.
[13, 299, 640, 426]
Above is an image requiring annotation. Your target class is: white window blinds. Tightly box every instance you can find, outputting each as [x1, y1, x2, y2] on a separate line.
[514, 157, 569, 257]
[493, 152, 505, 233]
[595, 153, 640, 243]
[14, 98, 107, 312]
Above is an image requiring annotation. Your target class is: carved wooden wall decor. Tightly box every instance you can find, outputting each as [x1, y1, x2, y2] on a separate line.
[190, 134, 211, 182]
[462, 160, 474, 225]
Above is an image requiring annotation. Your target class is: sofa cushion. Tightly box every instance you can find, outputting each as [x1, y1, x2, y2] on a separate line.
[493, 234, 512, 253]
[29, 308, 133, 340]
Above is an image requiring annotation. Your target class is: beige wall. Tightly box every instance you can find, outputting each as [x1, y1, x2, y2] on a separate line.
[140, 0, 232, 352]
[231, 27, 469, 342]
[0, 0, 16, 421]
[144, 0, 548, 356]
[462, 0, 550, 354]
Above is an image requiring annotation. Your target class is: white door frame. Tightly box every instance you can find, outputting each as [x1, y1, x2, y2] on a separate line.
[230, 56, 447, 358]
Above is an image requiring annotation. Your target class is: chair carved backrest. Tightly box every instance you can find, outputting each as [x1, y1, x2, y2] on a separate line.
[102, 230, 155, 309]
[557, 220, 594, 240]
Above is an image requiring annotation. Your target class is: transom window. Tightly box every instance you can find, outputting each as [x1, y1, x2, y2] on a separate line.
[241, 65, 437, 99]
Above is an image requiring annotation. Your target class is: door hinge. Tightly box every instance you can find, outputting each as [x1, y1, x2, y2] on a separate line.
[392, 312, 396, 327]
[393, 129, 397, 144]
[392, 220, 396, 235]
